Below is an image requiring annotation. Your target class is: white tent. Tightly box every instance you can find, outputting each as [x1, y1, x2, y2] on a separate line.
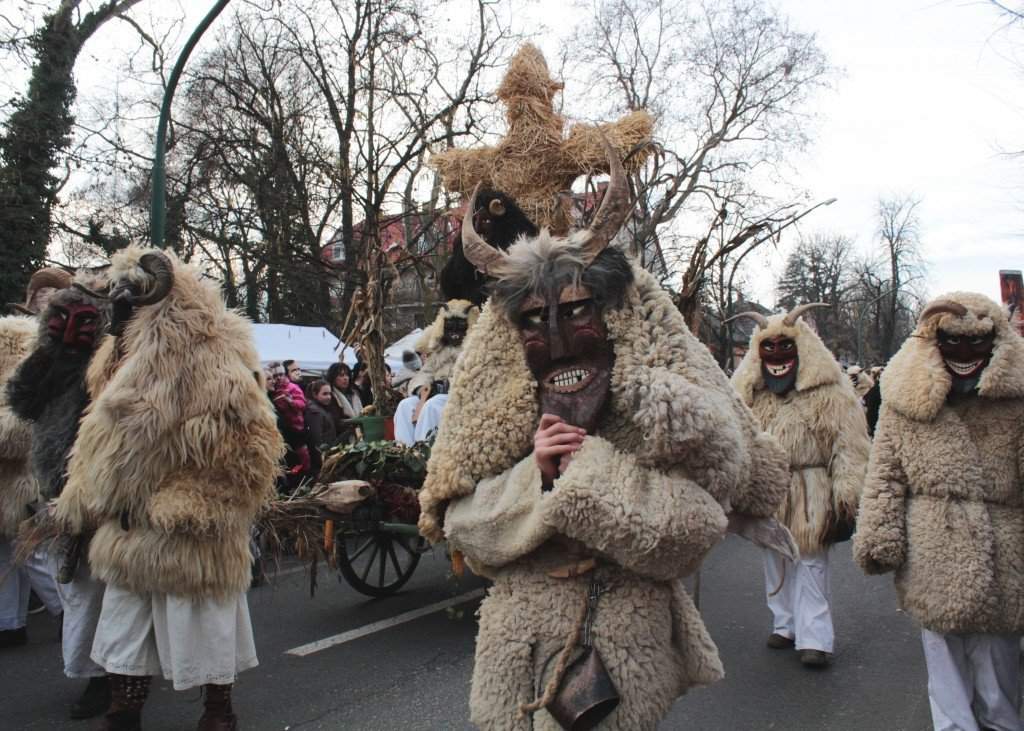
[252, 324, 355, 374]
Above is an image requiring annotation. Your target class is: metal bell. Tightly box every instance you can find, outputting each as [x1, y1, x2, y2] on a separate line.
[547, 646, 620, 731]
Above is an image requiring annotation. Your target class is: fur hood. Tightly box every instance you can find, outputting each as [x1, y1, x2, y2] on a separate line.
[731, 310, 845, 404]
[56, 247, 283, 599]
[0, 315, 39, 537]
[419, 265, 787, 542]
[881, 291, 1024, 422]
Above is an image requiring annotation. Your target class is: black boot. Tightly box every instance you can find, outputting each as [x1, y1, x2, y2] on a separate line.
[70, 675, 111, 719]
[197, 683, 237, 731]
[0, 627, 27, 648]
[97, 674, 150, 731]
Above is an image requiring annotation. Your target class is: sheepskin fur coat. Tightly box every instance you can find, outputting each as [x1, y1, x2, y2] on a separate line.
[731, 314, 870, 556]
[854, 292, 1024, 634]
[0, 316, 38, 539]
[55, 247, 284, 600]
[419, 267, 788, 730]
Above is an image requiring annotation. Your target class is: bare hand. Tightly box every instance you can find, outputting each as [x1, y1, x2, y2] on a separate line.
[534, 414, 585, 489]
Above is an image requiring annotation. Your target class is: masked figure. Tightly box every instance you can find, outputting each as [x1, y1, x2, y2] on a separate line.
[418, 144, 790, 730]
[6, 270, 112, 719]
[854, 293, 1024, 731]
[0, 269, 70, 650]
[846, 365, 875, 401]
[730, 304, 870, 667]
[395, 299, 479, 445]
[54, 248, 283, 731]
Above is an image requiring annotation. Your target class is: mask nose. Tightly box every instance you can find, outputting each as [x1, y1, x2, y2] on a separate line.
[547, 303, 569, 361]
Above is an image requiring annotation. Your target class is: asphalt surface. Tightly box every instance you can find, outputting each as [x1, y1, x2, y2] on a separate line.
[2, 538, 939, 730]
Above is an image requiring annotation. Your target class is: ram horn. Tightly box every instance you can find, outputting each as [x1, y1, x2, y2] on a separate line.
[580, 133, 630, 265]
[723, 311, 770, 329]
[918, 300, 967, 324]
[28, 268, 74, 292]
[128, 251, 174, 306]
[461, 184, 511, 277]
[783, 302, 830, 327]
[488, 198, 506, 217]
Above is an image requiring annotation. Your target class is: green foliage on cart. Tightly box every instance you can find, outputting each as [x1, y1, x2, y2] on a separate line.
[319, 440, 432, 488]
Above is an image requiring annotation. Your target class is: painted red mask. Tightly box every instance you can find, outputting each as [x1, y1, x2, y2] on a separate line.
[759, 336, 798, 394]
[47, 304, 100, 351]
[518, 286, 613, 433]
[937, 329, 994, 393]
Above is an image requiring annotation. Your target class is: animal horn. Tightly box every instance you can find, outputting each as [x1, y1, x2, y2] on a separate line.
[918, 300, 967, 324]
[783, 302, 830, 327]
[461, 184, 511, 277]
[724, 311, 769, 329]
[27, 268, 74, 292]
[580, 132, 630, 265]
[128, 251, 174, 306]
[488, 198, 506, 217]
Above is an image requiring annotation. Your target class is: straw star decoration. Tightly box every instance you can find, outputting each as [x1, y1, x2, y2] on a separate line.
[430, 44, 654, 235]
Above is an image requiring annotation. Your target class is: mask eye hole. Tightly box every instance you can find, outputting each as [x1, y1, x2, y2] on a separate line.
[945, 336, 961, 345]
[520, 308, 544, 327]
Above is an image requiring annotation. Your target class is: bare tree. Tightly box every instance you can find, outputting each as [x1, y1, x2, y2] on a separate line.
[0, 0, 149, 303]
[569, 0, 834, 328]
[875, 195, 926, 359]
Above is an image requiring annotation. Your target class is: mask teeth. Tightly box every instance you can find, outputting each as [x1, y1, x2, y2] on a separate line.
[766, 361, 794, 377]
[551, 368, 589, 387]
[945, 359, 982, 376]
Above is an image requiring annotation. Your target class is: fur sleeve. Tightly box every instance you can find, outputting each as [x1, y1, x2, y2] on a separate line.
[444, 455, 557, 575]
[730, 430, 790, 518]
[546, 436, 728, 581]
[829, 389, 871, 519]
[853, 411, 907, 575]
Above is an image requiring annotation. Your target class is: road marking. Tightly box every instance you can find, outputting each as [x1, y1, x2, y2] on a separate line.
[284, 588, 486, 657]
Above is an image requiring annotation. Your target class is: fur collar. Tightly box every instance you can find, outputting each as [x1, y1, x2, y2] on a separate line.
[883, 291, 1024, 422]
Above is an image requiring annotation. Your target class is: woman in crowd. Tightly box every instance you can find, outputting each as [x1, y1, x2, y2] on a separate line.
[326, 362, 362, 443]
[304, 379, 338, 449]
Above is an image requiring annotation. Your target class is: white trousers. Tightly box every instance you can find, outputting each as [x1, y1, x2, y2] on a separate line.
[0, 538, 62, 630]
[762, 548, 834, 653]
[91, 582, 258, 691]
[55, 557, 105, 677]
[922, 628, 1023, 731]
[394, 393, 448, 445]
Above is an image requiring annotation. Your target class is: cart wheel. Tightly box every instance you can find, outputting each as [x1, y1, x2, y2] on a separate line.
[337, 529, 426, 597]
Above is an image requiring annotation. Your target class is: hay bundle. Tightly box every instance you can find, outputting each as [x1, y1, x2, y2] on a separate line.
[430, 43, 654, 234]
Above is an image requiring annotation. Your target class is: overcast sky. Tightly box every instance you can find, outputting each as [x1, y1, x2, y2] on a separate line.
[67, 0, 1023, 306]
[762, 0, 1024, 305]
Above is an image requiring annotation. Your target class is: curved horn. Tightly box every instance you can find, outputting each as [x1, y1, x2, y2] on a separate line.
[488, 198, 506, 217]
[28, 268, 74, 292]
[918, 300, 967, 324]
[128, 251, 174, 306]
[580, 132, 630, 265]
[724, 311, 770, 329]
[783, 302, 830, 327]
[461, 184, 511, 277]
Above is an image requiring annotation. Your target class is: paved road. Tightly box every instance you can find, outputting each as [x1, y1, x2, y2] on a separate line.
[2, 538, 938, 730]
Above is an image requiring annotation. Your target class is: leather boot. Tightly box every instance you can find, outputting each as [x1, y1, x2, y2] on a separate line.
[96, 674, 150, 731]
[70, 675, 111, 719]
[197, 683, 238, 731]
